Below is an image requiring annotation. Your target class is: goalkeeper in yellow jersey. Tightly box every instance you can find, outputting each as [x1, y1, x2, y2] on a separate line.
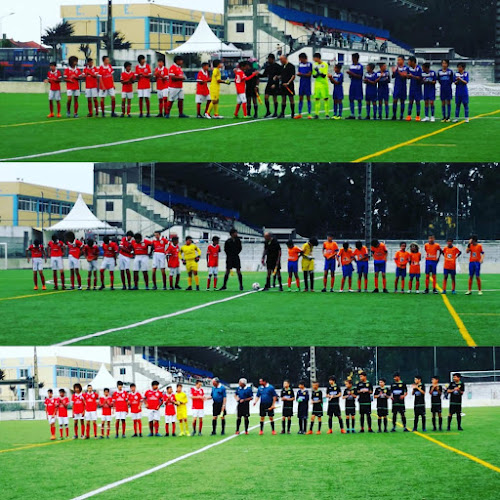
[313, 53, 330, 119]
[175, 384, 189, 437]
[180, 235, 202, 290]
[206, 59, 230, 119]
[302, 237, 319, 292]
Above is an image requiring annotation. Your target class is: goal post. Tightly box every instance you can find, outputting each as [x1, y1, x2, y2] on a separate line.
[449, 370, 500, 383]
[0, 242, 7, 270]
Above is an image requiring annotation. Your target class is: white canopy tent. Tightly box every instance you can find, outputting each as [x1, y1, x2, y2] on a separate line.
[46, 194, 116, 233]
[89, 364, 118, 391]
[167, 16, 241, 56]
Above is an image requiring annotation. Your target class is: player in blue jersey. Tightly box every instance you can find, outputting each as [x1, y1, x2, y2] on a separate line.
[392, 55, 409, 120]
[329, 63, 344, 119]
[376, 62, 390, 120]
[363, 63, 378, 120]
[453, 62, 469, 123]
[421, 62, 437, 122]
[346, 53, 363, 119]
[437, 59, 453, 122]
[295, 52, 313, 119]
[406, 56, 423, 121]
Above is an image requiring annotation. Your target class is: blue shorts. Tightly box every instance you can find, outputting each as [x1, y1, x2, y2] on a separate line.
[342, 264, 353, 277]
[443, 268, 456, 277]
[332, 88, 344, 100]
[356, 261, 368, 275]
[425, 261, 438, 275]
[393, 87, 407, 100]
[324, 259, 336, 272]
[299, 82, 312, 96]
[440, 88, 452, 101]
[456, 94, 469, 105]
[288, 260, 298, 274]
[349, 84, 363, 101]
[409, 273, 420, 279]
[409, 89, 422, 101]
[374, 261, 386, 273]
[365, 92, 378, 102]
[469, 261, 481, 277]
[378, 88, 389, 101]
[423, 88, 436, 101]
[396, 267, 407, 278]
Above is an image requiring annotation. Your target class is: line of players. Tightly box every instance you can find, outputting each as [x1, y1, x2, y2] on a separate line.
[44, 52, 470, 122]
[43, 372, 466, 441]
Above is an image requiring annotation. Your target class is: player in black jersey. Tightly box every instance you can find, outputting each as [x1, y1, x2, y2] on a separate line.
[391, 372, 409, 432]
[296, 380, 309, 434]
[356, 371, 374, 433]
[343, 379, 357, 433]
[326, 376, 345, 434]
[374, 378, 391, 432]
[447, 373, 465, 431]
[307, 381, 323, 434]
[280, 379, 295, 434]
[429, 375, 443, 431]
[412, 375, 426, 432]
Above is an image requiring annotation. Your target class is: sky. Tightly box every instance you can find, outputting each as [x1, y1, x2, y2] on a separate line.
[1, 346, 111, 363]
[0, 163, 94, 193]
[1, 0, 224, 43]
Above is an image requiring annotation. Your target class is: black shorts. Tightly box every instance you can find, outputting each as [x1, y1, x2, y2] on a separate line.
[265, 83, 278, 96]
[392, 406, 405, 414]
[449, 405, 462, 415]
[345, 407, 356, 416]
[359, 405, 372, 415]
[260, 404, 274, 418]
[267, 258, 279, 271]
[312, 410, 323, 417]
[377, 408, 388, 417]
[226, 256, 241, 270]
[246, 88, 257, 100]
[414, 406, 426, 416]
[327, 405, 341, 417]
[237, 403, 250, 418]
[213, 402, 227, 417]
[280, 84, 295, 96]
[282, 406, 293, 418]
[431, 404, 442, 414]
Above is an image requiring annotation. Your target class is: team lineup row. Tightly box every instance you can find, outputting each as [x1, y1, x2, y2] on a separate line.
[44, 52, 471, 122]
[42, 372, 466, 442]
[26, 230, 485, 294]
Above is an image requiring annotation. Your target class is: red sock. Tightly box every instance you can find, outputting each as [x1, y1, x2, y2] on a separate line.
[452, 280, 455, 292]
[416, 280, 420, 290]
[364, 278, 367, 290]
[357, 278, 361, 290]
[288, 277, 292, 287]
[94, 99, 98, 114]
[477, 277, 481, 291]
[66, 427, 69, 437]
[115, 421, 120, 434]
[138, 420, 142, 434]
[49, 101, 54, 114]
[205, 101, 210, 114]
[110, 272, 114, 287]
[163, 98, 168, 113]
[442, 279, 447, 291]
[60, 427, 63, 438]
[86, 423, 90, 438]
[101, 423, 105, 436]
[122, 420, 126, 435]
[74, 99, 79, 114]
[197, 103, 201, 115]
[51, 424, 56, 436]
[242, 102, 248, 116]
[207, 278, 211, 289]
[331, 276, 335, 289]
[296, 278, 300, 288]
[468, 277, 472, 290]
[93, 422, 97, 437]
[169, 275, 173, 288]
[178, 100, 184, 114]
[57, 101, 61, 114]
[341, 277, 345, 290]
[70, 272, 74, 287]
[133, 420, 137, 433]
[139, 98, 143, 114]
[60, 272, 65, 287]
[33, 272, 38, 287]
[111, 99, 116, 113]
[88, 100, 93, 114]
[101, 99, 105, 114]
[74, 422, 78, 436]
[122, 100, 126, 114]
[172, 423, 176, 434]
[199, 420, 203, 432]
[235, 103, 241, 116]
[432, 275, 437, 289]
[374, 275, 379, 288]
[214, 277, 217, 288]
[165, 101, 173, 115]
[382, 277, 387, 289]
[81, 421, 85, 437]
[323, 277, 327, 287]
[146, 98, 150, 114]
[401, 279, 405, 291]
[53, 271, 58, 287]
[100, 269, 105, 286]
[409, 280, 413, 291]
[165, 423, 169, 434]
[425, 276, 430, 289]
[348, 277, 352, 289]
[154, 421, 159, 434]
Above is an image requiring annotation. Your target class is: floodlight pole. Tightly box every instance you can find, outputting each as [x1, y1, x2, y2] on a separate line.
[495, 0, 500, 82]
[107, 0, 113, 63]
[33, 346, 40, 401]
[309, 346, 317, 384]
[364, 163, 372, 248]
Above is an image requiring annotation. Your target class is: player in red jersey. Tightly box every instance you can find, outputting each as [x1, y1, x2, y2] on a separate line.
[135, 54, 152, 117]
[163, 385, 178, 436]
[408, 243, 422, 293]
[132, 233, 152, 289]
[151, 230, 168, 290]
[44, 61, 62, 118]
[64, 231, 83, 290]
[206, 236, 221, 290]
[71, 383, 86, 439]
[195, 62, 211, 118]
[466, 234, 485, 295]
[442, 238, 462, 294]
[424, 235, 441, 294]
[128, 383, 143, 437]
[370, 239, 389, 293]
[45, 389, 58, 440]
[120, 61, 135, 118]
[84, 57, 99, 117]
[234, 60, 258, 118]
[56, 388, 70, 439]
[394, 242, 411, 293]
[26, 239, 46, 290]
[64, 55, 82, 118]
[119, 230, 135, 289]
[98, 55, 117, 117]
[47, 234, 66, 290]
[164, 55, 189, 118]
[337, 242, 355, 292]
[100, 236, 118, 290]
[190, 380, 206, 436]
[83, 384, 99, 439]
[353, 241, 369, 292]
[112, 381, 129, 438]
[166, 235, 181, 290]
[99, 388, 113, 438]
[145, 380, 163, 437]
[82, 238, 100, 290]
[154, 57, 169, 117]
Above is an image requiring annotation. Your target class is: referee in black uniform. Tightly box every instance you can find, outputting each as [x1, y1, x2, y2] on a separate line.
[219, 228, 244, 291]
[278, 54, 296, 119]
[262, 231, 282, 291]
[260, 53, 282, 117]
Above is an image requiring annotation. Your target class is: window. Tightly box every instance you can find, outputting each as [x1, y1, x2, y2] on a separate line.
[19, 368, 29, 378]
[70, 368, 78, 378]
[50, 203, 59, 215]
[99, 20, 108, 35]
[185, 23, 195, 36]
[105, 201, 114, 212]
[120, 368, 126, 375]
[236, 23, 245, 33]
[61, 204, 71, 215]
[172, 22, 183, 35]
[18, 198, 34, 211]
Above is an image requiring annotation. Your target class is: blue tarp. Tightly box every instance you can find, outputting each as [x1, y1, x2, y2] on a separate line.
[143, 356, 214, 378]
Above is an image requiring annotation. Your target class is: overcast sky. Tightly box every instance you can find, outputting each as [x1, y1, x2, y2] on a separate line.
[1, 346, 111, 363]
[2, 0, 224, 43]
[0, 163, 94, 193]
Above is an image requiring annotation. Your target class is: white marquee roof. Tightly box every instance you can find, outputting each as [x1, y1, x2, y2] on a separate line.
[89, 364, 117, 391]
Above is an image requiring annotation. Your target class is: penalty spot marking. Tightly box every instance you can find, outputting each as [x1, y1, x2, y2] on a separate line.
[55, 288, 260, 346]
[71, 423, 261, 500]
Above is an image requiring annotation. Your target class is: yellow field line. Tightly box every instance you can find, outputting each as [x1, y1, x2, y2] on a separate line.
[0, 439, 68, 454]
[0, 289, 75, 302]
[352, 109, 500, 162]
[436, 284, 476, 346]
[0, 118, 75, 128]
[407, 143, 457, 147]
[459, 313, 500, 316]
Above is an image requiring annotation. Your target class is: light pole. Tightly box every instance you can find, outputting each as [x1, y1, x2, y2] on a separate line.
[456, 183, 463, 241]
[0, 12, 15, 41]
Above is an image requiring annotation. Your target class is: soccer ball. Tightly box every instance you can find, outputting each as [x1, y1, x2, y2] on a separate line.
[252, 282, 260, 291]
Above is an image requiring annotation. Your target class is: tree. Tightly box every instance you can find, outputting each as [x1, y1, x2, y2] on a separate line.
[41, 21, 75, 61]
[79, 43, 91, 60]
[103, 31, 132, 51]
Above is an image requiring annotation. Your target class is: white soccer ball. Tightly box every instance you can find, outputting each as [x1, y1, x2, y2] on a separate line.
[252, 282, 260, 291]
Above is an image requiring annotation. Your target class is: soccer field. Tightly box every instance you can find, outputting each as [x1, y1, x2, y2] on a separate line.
[0, 408, 498, 500]
[1, 270, 498, 346]
[0, 94, 498, 163]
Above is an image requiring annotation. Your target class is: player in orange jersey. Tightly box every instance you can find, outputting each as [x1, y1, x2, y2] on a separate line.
[394, 242, 411, 293]
[353, 241, 369, 292]
[286, 240, 303, 291]
[465, 235, 484, 295]
[408, 243, 422, 293]
[337, 242, 355, 292]
[370, 239, 389, 293]
[441, 238, 461, 294]
[322, 234, 339, 292]
[424, 235, 441, 294]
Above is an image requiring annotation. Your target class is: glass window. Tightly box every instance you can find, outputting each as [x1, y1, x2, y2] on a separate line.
[99, 20, 108, 34]
[70, 368, 78, 378]
[19, 368, 29, 378]
[172, 22, 183, 35]
[120, 368, 126, 375]
[236, 23, 245, 33]
[105, 201, 114, 212]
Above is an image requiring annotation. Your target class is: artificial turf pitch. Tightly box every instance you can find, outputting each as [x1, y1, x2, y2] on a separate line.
[0, 94, 499, 162]
[0, 270, 498, 346]
[0, 407, 499, 499]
